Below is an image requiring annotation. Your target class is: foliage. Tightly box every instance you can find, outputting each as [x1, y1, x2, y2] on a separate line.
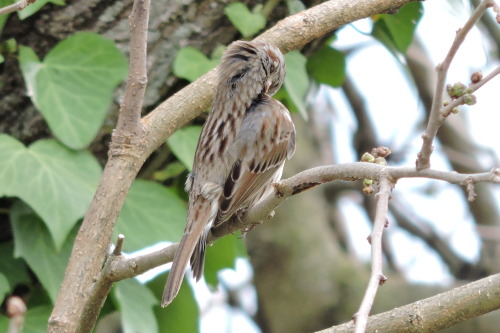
[19, 33, 128, 149]
[0, 135, 102, 249]
[372, 2, 423, 55]
[224, 2, 266, 39]
[173, 46, 223, 82]
[0, 0, 425, 331]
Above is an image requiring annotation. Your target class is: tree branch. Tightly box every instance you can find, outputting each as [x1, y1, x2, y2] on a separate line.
[317, 272, 500, 332]
[114, 0, 149, 138]
[99, 163, 500, 284]
[354, 175, 393, 333]
[48, 0, 151, 331]
[0, 0, 36, 15]
[416, 0, 495, 170]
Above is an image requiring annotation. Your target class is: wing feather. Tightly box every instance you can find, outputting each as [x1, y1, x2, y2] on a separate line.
[216, 98, 295, 224]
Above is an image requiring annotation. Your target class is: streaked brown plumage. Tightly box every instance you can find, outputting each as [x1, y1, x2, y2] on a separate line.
[162, 40, 296, 307]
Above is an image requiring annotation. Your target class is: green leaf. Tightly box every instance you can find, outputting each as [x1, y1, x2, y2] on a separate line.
[167, 126, 202, 171]
[0, 274, 8, 299]
[282, 51, 309, 119]
[18, 0, 65, 20]
[116, 180, 186, 252]
[173, 47, 219, 82]
[0, 242, 30, 292]
[0, 135, 101, 249]
[17, 46, 42, 98]
[147, 272, 199, 332]
[372, 2, 423, 54]
[19, 33, 128, 149]
[204, 234, 242, 287]
[153, 161, 186, 182]
[23, 306, 52, 333]
[10, 201, 76, 303]
[0, 315, 6, 332]
[286, 0, 306, 15]
[113, 279, 158, 333]
[307, 46, 345, 87]
[224, 2, 266, 38]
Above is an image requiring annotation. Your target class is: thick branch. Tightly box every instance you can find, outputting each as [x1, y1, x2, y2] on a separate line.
[317, 272, 500, 332]
[48, 0, 151, 331]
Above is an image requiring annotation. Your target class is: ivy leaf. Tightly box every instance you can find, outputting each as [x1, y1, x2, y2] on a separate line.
[307, 45, 346, 87]
[224, 2, 266, 38]
[167, 125, 202, 171]
[278, 51, 309, 119]
[116, 180, 186, 252]
[372, 2, 423, 54]
[113, 279, 158, 333]
[0, 135, 101, 249]
[147, 272, 199, 332]
[173, 47, 219, 82]
[10, 202, 76, 303]
[19, 33, 128, 149]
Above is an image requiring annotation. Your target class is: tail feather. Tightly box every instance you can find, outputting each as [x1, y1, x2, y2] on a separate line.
[190, 228, 210, 281]
[162, 200, 213, 307]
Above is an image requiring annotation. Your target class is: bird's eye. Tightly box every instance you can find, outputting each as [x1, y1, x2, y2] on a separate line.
[269, 63, 276, 73]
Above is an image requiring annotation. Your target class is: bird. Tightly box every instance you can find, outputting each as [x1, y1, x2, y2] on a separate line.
[162, 40, 296, 307]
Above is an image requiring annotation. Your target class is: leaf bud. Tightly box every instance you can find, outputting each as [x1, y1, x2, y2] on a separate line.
[361, 152, 375, 163]
[374, 157, 387, 166]
[470, 72, 482, 83]
[447, 82, 467, 98]
[463, 94, 476, 106]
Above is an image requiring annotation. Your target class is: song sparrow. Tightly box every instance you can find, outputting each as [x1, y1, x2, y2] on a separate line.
[162, 40, 296, 307]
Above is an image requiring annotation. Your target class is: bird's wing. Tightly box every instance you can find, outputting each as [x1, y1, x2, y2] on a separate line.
[216, 98, 295, 225]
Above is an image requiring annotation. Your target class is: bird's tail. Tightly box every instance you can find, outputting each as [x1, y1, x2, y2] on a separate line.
[162, 199, 213, 307]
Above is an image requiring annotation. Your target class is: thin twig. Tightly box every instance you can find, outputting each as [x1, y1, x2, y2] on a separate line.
[113, 234, 125, 255]
[0, 0, 36, 15]
[416, 0, 495, 170]
[440, 66, 500, 117]
[114, 0, 149, 138]
[353, 175, 393, 333]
